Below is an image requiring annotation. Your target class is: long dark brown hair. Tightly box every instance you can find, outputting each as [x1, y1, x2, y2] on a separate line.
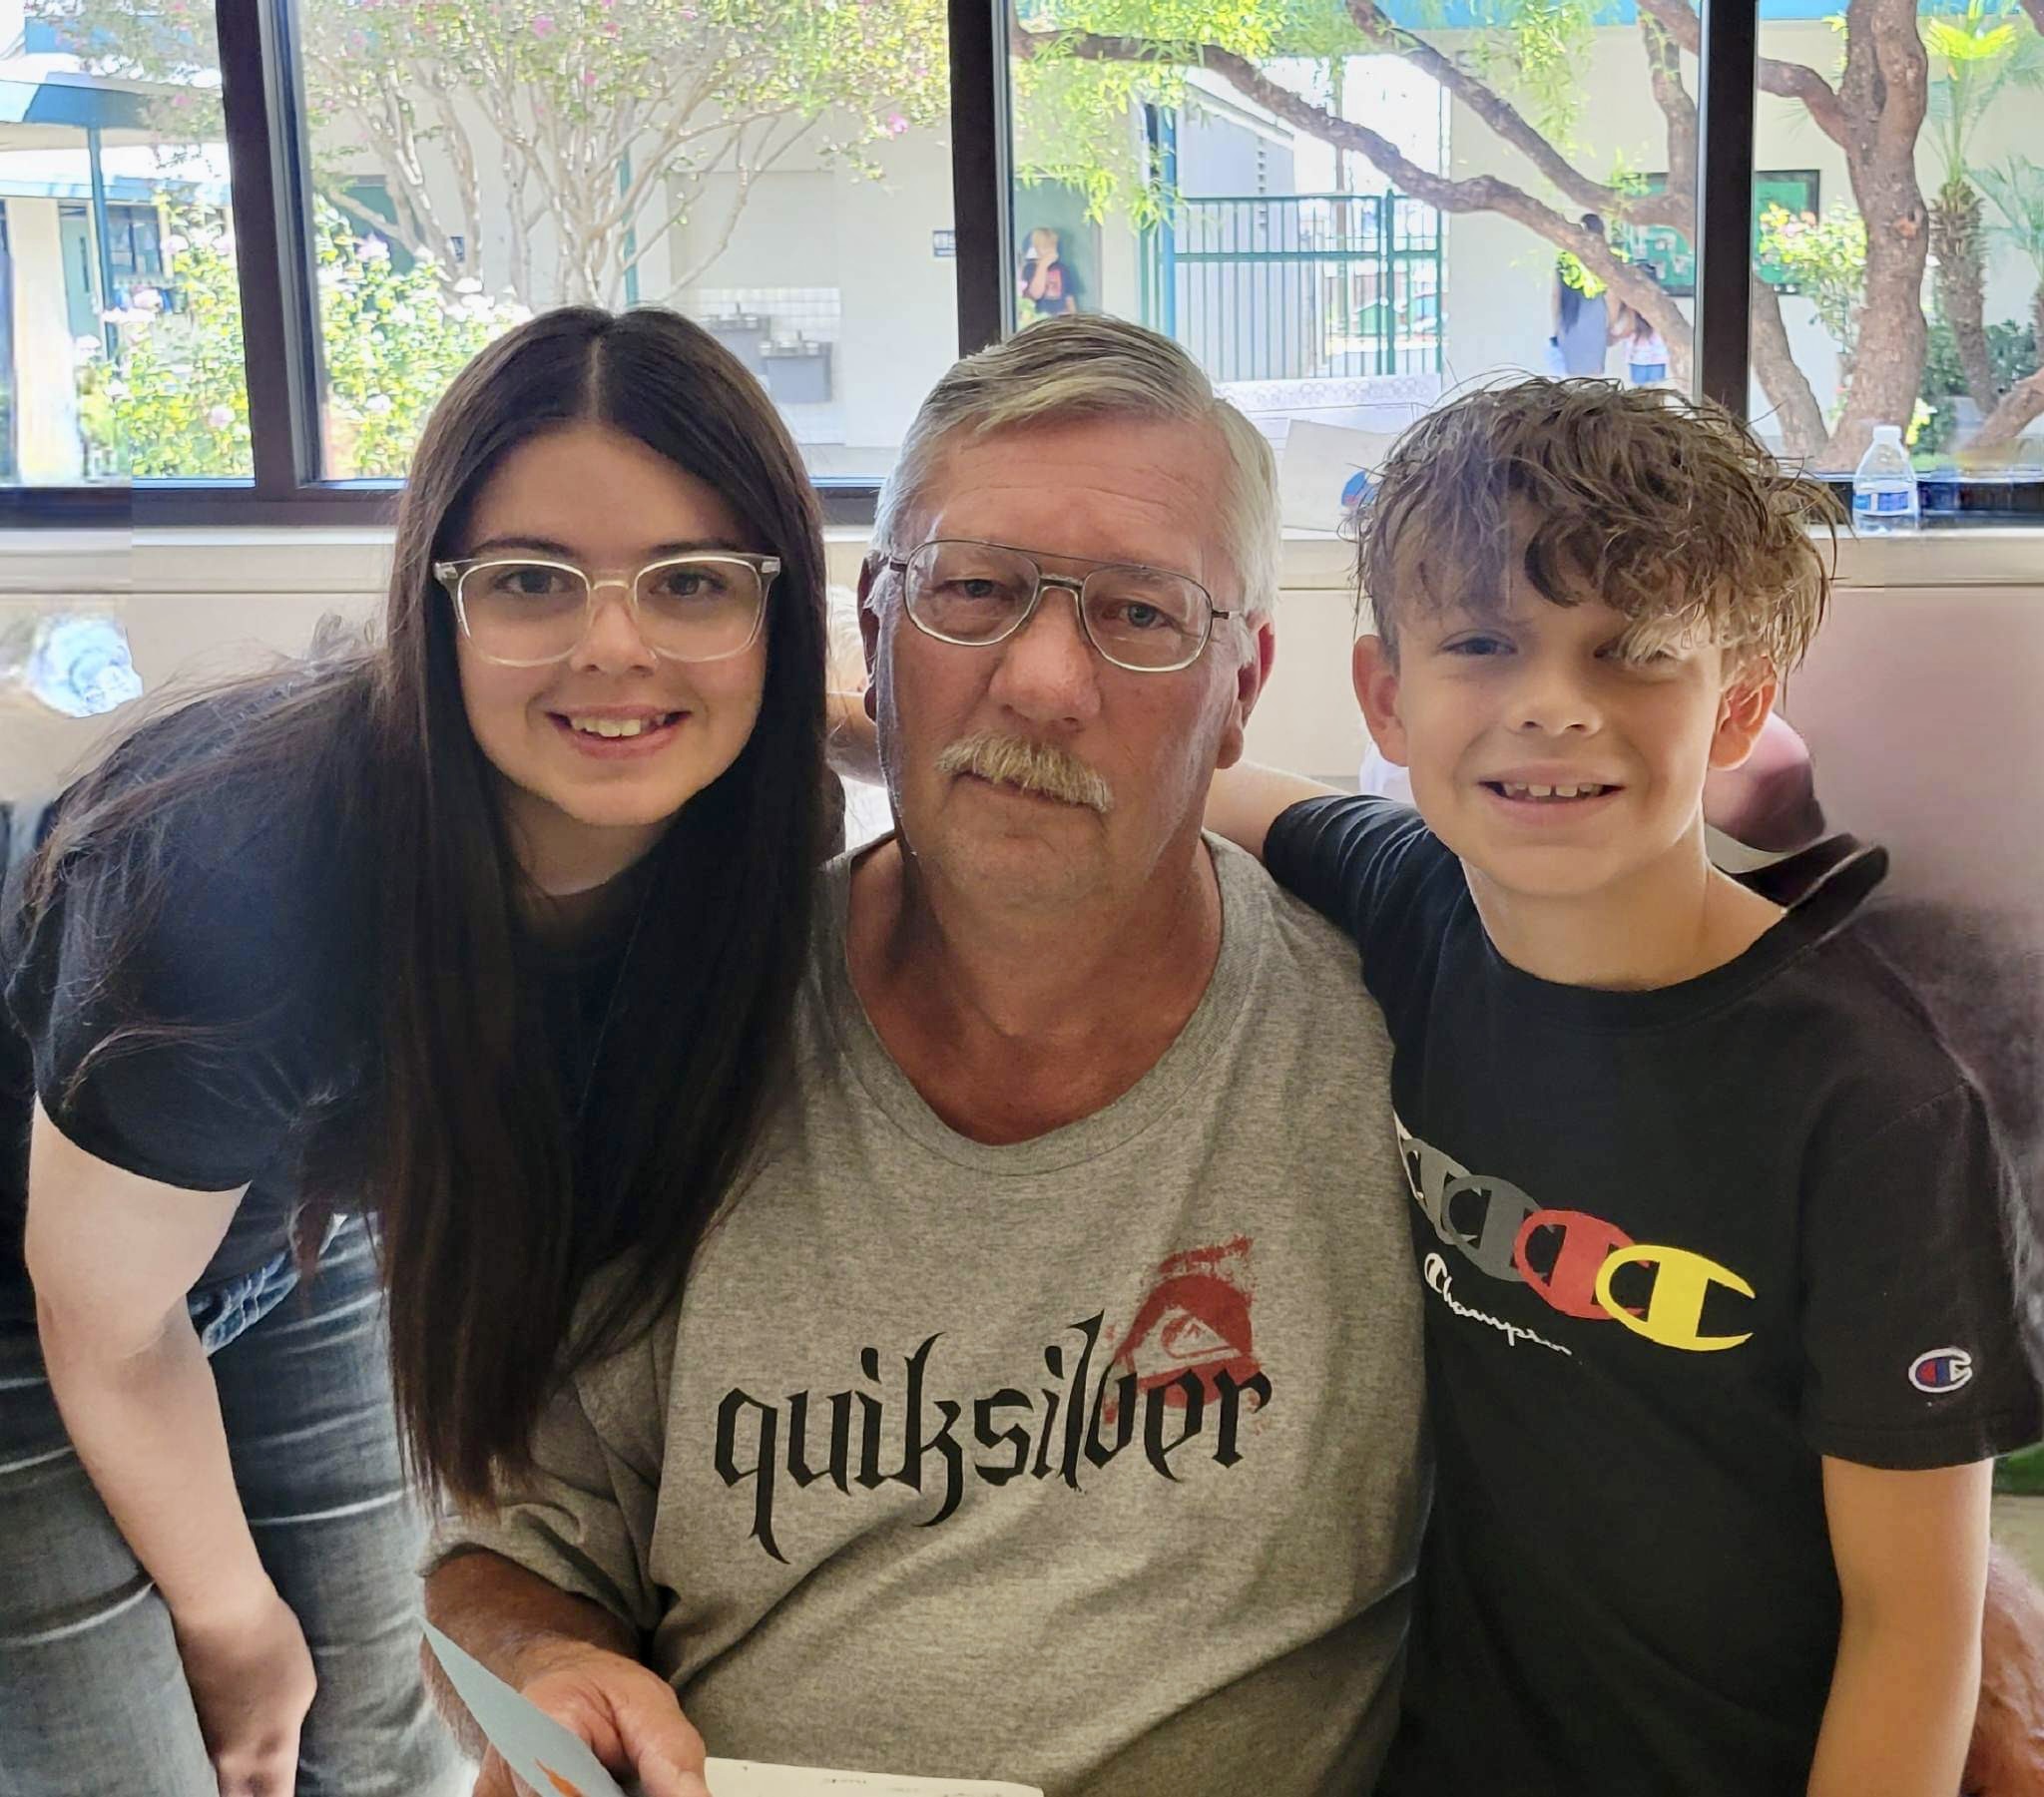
[24, 307, 827, 1503]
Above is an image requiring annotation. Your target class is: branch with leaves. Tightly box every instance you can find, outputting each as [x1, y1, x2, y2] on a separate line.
[47, 0, 949, 306]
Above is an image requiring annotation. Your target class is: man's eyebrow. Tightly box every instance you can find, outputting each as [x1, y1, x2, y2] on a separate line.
[461, 534, 749, 559]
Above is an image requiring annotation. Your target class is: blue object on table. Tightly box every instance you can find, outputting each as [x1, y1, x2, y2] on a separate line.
[1917, 466, 1961, 518]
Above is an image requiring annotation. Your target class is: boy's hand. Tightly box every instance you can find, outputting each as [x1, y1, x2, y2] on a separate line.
[469, 1642, 710, 1797]
[1205, 762, 1338, 862]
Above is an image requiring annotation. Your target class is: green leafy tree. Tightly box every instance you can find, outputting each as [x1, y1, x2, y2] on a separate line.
[36, 0, 948, 305]
[1972, 155, 2044, 446]
[1758, 203, 1869, 395]
[1013, 0, 2018, 468]
[95, 203, 525, 478]
[1922, 0, 2044, 415]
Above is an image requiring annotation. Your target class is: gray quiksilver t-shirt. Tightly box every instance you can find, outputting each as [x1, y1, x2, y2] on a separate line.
[440, 837, 1426, 1797]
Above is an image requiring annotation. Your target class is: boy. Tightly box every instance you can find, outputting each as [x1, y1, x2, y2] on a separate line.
[1209, 381, 2042, 1793]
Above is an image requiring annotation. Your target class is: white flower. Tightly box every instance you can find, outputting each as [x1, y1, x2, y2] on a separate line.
[454, 276, 483, 294]
[358, 235, 390, 261]
[165, 233, 190, 253]
[74, 333, 104, 355]
[363, 393, 393, 415]
[132, 287, 164, 312]
[206, 404, 234, 429]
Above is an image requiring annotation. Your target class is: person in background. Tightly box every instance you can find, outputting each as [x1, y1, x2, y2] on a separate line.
[1547, 213, 1613, 376]
[1018, 225, 1083, 317]
[1207, 378, 2043, 1795]
[1613, 261, 1673, 386]
[0, 305, 831, 1797]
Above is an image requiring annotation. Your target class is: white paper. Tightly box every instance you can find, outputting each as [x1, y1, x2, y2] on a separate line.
[706, 1763, 1039, 1796]
[422, 1622, 1041, 1797]
[1278, 418, 1398, 533]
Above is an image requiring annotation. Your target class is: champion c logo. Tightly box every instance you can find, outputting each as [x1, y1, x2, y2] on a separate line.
[1909, 1347, 1974, 1394]
[1394, 1114, 1762, 1356]
[1596, 1245, 1756, 1352]
[1514, 1208, 1642, 1319]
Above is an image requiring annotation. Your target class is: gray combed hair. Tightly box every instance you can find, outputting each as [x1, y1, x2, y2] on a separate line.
[872, 314, 1280, 622]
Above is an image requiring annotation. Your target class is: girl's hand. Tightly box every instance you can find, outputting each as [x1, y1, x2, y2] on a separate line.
[174, 1583, 318, 1797]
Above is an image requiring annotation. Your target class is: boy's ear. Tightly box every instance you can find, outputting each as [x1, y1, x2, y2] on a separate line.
[1709, 660, 1780, 771]
[1352, 635, 1410, 766]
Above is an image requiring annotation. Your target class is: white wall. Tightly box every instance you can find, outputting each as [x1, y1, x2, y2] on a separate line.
[671, 130, 959, 473]
[311, 93, 960, 471]
[4, 530, 2036, 800]
[6, 198, 83, 482]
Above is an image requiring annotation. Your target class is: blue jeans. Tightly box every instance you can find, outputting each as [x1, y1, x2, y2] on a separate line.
[0, 1216, 464, 1796]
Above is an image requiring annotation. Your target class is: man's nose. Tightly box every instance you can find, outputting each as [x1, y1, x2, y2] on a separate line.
[986, 584, 1103, 725]
[570, 581, 659, 674]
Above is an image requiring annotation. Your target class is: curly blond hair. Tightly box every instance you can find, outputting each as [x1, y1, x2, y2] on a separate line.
[1355, 379, 1840, 673]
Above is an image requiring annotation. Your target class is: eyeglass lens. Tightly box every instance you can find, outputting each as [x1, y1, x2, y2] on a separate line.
[457, 558, 766, 664]
[906, 541, 1210, 671]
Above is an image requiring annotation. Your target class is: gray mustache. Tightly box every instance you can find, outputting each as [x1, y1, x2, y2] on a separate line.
[935, 731, 1115, 814]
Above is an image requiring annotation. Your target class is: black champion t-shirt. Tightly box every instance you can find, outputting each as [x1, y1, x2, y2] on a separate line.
[0, 690, 641, 1324]
[1266, 794, 2042, 1795]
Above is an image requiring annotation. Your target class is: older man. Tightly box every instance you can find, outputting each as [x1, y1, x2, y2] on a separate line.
[424, 315, 1425, 1797]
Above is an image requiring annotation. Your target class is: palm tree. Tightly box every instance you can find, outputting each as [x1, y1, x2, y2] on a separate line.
[1972, 156, 2044, 447]
[1922, 0, 2043, 415]
[1975, 155, 2044, 347]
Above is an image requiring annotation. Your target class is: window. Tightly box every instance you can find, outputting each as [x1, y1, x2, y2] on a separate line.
[292, 0, 956, 483]
[1747, 0, 2044, 493]
[0, 0, 2035, 520]
[5, 2, 247, 484]
[1005, 0, 1702, 499]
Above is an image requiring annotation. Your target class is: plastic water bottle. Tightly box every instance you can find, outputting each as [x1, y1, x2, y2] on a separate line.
[1851, 425, 1919, 534]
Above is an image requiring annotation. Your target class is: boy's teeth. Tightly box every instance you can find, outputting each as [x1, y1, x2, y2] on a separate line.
[1500, 781, 1603, 799]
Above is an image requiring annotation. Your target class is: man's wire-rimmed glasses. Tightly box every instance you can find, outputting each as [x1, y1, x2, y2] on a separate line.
[433, 553, 779, 668]
[881, 539, 1233, 674]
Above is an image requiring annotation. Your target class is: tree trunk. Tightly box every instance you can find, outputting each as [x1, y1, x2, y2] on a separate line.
[1822, 0, 1932, 471]
[1750, 276, 1829, 457]
[1931, 178, 1998, 413]
[1971, 289, 2044, 451]
[1971, 369, 2044, 449]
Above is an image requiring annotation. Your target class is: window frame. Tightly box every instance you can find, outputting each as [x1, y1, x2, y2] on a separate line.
[2, 0, 2037, 526]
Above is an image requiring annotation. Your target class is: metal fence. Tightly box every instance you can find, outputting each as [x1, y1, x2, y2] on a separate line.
[1142, 193, 1443, 383]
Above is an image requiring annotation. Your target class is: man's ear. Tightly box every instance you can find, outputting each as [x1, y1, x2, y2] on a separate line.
[1710, 659, 1780, 772]
[1352, 634, 1410, 766]
[857, 557, 885, 719]
[1215, 615, 1278, 771]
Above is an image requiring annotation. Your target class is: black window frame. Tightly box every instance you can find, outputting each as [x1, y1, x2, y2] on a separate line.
[2, 0, 2038, 529]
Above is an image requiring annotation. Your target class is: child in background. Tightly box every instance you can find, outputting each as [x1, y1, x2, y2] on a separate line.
[1208, 379, 2041, 1794]
[1617, 264, 1672, 385]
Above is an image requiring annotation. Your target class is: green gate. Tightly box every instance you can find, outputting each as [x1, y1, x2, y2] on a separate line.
[1142, 193, 1443, 383]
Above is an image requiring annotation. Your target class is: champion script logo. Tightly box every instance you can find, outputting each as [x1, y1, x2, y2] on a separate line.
[1424, 1253, 1572, 1355]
